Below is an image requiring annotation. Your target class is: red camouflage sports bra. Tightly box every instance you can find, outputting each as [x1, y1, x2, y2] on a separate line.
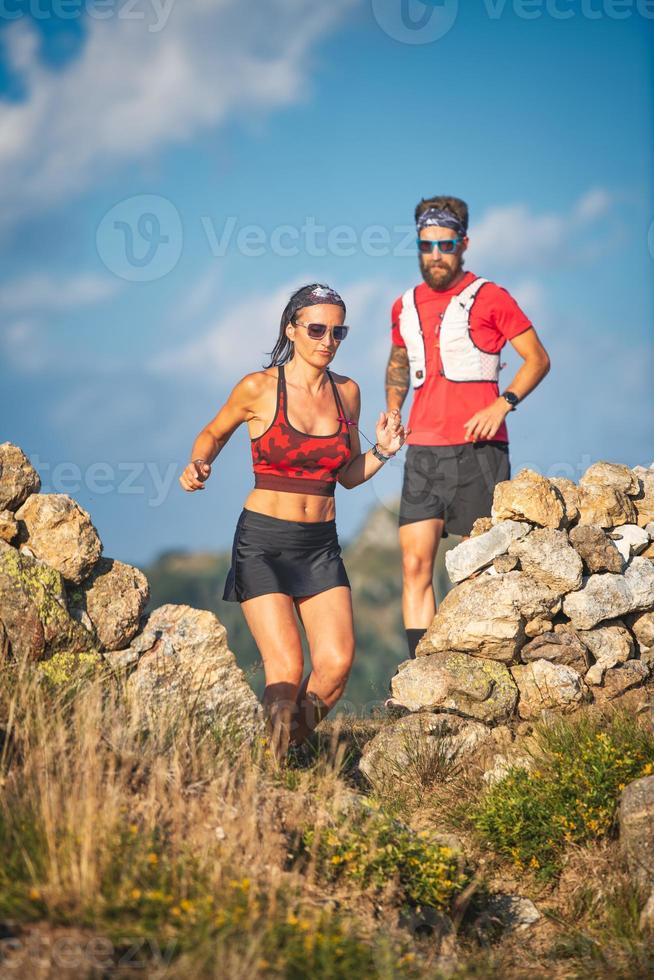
[251, 364, 353, 497]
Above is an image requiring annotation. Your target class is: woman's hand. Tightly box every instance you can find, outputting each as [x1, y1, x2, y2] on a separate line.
[375, 408, 407, 456]
[179, 460, 212, 492]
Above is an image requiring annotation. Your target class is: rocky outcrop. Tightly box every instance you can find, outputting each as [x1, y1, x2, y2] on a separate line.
[0, 443, 263, 746]
[106, 604, 264, 740]
[387, 462, 654, 739]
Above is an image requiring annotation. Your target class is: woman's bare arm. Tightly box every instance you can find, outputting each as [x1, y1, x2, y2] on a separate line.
[180, 373, 267, 491]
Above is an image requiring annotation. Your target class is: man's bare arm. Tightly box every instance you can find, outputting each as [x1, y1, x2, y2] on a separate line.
[386, 344, 410, 412]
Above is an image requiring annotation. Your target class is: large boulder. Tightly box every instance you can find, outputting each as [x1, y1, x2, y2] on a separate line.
[568, 524, 624, 574]
[619, 775, 654, 890]
[578, 622, 635, 686]
[507, 527, 583, 594]
[419, 571, 562, 664]
[390, 653, 518, 725]
[511, 660, 590, 719]
[576, 485, 637, 529]
[67, 558, 150, 651]
[0, 443, 41, 512]
[519, 627, 590, 674]
[445, 520, 531, 584]
[492, 469, 565, 530]
[562, 557, 654, 630]
[15, 494, 102, 585]
[105, 604, 264, 741]
[0, 540, 96, 660]
[579, 461, 641, 497]
[359, 712, 494, 789]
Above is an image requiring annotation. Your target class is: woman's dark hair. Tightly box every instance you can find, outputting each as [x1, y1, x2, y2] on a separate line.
[264, 283, 346, 368]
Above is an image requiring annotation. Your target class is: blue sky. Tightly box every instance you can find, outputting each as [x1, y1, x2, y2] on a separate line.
[1, 0, 652, 570]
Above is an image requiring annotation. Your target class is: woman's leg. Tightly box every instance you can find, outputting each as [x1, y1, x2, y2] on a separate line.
[290, 585, 354, 747]
[240, 592, 304, 764]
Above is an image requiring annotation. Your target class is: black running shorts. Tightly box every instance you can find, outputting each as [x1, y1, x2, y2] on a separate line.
[222, 508, 351, 603]
[398, 441, 511, 537]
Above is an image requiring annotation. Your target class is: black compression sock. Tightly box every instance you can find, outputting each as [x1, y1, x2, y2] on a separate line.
[405, 628, 427, 659]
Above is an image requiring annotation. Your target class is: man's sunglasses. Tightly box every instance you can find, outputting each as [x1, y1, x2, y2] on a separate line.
[292, 319, 349, 342]
[416, 238, 463, 255]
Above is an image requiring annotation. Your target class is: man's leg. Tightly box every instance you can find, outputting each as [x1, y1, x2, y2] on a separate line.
[399, 517, 447, 657]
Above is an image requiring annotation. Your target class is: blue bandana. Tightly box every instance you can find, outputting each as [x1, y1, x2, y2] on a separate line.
[416, 207, 467, 238]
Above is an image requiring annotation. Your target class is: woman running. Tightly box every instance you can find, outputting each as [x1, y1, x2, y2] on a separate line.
[179, 283, 406, 765]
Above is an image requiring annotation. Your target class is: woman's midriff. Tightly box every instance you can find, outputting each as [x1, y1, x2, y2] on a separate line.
[243, 488, 336, 523]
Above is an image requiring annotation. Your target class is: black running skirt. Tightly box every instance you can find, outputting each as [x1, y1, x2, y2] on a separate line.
[222, 508, 351, 603]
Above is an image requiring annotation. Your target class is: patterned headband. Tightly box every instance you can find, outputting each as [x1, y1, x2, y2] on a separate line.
[288, 284, 346, 320]
[416, 207, 467, 238]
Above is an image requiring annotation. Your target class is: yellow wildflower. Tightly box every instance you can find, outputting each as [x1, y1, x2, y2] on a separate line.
[146, 852, 158, 865]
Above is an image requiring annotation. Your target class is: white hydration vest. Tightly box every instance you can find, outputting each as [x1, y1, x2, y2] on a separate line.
[397, 277, 501, 388]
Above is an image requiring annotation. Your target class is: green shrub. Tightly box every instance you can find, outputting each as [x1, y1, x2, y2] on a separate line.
[471, 711, 654, 879]
[302, 805, 467, 911]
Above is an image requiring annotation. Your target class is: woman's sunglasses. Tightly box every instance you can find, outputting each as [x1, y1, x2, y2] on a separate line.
[416, 237, 463, 255]
[292, 319, 349, 342]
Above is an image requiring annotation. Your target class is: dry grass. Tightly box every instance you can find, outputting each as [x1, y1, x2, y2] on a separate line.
[1, 656, 653, 978]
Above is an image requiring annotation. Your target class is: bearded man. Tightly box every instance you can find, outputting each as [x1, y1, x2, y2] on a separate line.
[386, 195, 551, 660]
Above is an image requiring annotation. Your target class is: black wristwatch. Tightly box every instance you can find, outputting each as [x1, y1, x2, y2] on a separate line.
[501, 390, 519, 410]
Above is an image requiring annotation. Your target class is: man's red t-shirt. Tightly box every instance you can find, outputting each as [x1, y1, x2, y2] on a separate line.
[391, 271, 532, 446]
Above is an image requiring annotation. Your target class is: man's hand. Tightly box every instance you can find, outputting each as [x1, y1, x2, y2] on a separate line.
[463, 398, 511, 442]
[179, 460, 212, 491]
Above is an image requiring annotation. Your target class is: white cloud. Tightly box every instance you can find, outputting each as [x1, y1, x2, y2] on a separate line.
[0, 273, 120, 313]
[149, 275, 399, 384]
[0, 0, 355, 234]
[467, 187, 615, 271]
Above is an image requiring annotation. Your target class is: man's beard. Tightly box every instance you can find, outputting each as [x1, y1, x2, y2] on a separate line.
[419, 253, 464, 291]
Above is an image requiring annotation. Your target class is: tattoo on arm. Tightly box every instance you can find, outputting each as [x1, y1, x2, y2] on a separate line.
[385, 345, 410, 409]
